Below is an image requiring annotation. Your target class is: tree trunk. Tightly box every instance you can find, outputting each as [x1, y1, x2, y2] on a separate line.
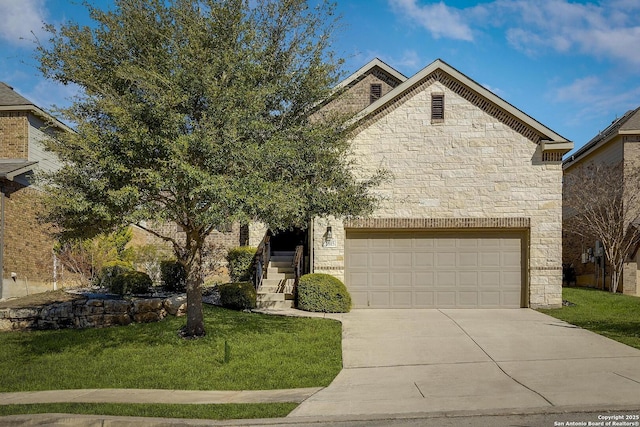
[183, 258, 206, 337]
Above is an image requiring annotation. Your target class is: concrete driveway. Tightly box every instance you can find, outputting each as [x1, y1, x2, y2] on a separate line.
[290, 309, 640, 417]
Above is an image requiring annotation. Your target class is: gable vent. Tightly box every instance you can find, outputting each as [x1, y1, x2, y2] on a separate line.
[431, 93, 444, 121]
[370, 84, 382, 104]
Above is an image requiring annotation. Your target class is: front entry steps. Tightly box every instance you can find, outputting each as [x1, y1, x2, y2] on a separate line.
[257, 251, 295, 309]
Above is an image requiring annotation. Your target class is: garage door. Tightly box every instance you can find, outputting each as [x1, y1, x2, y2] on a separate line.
[345, 230, 524, 308]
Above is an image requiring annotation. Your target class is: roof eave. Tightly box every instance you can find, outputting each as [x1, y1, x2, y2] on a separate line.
[0, 104, 74, 134]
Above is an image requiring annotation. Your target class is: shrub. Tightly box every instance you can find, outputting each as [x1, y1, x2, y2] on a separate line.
[226, 247, 257, 282]
[96, 260, 134, 289]
[218, 282, 256, 310]
[160, 260, 186, 292]
[297, 273, 351, 313]
[109, 271, 153, 296]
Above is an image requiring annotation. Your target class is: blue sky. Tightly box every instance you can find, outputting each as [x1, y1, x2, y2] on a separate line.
[1, 0, 639, 154]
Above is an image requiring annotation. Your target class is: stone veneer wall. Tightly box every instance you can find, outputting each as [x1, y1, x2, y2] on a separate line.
[313, 77, 564, 308]
[0, 294, 187, 331]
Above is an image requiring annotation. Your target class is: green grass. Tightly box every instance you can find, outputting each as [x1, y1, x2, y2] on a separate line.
[0, 402, 298, 419]
[0, 305, 342, 392]
[539, 287, 640, 350]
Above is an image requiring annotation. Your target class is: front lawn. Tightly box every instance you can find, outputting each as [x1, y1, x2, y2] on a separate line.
[0, 305, 342, 392]
[538, 287, 640, 350]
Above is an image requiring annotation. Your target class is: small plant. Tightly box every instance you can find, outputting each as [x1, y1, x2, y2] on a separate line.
[160, 260, 186, 292]
[110, 271, 153, 296]
[297, 273, 351, 313]
[96, 260, 134, 290]
[226, 247, 257, 282]
[218, 282, 257, 310]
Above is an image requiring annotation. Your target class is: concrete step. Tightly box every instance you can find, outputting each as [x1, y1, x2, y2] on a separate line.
[256, 299, 294, 310]
[269, 261, 294, 268]
[269, 256, 294, 264]
[266, 268, 294, 277]
[257, 292, 295, 302]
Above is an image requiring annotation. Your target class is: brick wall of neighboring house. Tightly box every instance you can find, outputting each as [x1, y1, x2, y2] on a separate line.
[0, 112, 29, 158]
[1, 182, 56, 298]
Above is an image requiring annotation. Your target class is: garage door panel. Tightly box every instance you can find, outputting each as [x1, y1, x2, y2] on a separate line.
[459, 271, 479, 286]
[392, 252, 413, 268]
[392, 272, 412, 286]
[436, 252, 457, 267]
[371, 272, 390, 286]
[414, 252, 434, 267]
[345, 231, 524, 309]
[459, 252, 479, 267]
[349, 252, 369, 268]
[414, 272, 435, 286]
[392, 291, 412, 307]
[437, 271, 456, 286]
[436, 291, 456, 306]
[458, 291, 479, 306]
[414, 291, 434, 306]
[370, 292, 391, 307]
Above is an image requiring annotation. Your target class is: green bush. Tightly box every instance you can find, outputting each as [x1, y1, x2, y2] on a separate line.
[160, 260, 186, 292]
[226, 247, 257, 282]
[109, 271, 153, 296]
[297, 273, 351, 313]
[96, 260, 134, 289]
[218, 282, 256, 310]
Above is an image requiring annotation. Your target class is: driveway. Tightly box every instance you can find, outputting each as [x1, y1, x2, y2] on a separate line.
[290, 309, 640, 417]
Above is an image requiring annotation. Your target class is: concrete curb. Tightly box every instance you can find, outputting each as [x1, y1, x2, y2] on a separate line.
[0, 388, 323, 406]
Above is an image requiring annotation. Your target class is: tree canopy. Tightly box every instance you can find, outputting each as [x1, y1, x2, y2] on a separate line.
[37, 0, 384, 336]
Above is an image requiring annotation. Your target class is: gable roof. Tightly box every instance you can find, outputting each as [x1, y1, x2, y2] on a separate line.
[0, 82, 73, 133]
[563, 106, 640, 169]
[335, 58, 407, 91]
[353, 59, 571, 149]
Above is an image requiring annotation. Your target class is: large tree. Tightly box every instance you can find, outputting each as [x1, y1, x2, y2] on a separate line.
[563, 161, 640, 293]
[37, 0, 384, 337]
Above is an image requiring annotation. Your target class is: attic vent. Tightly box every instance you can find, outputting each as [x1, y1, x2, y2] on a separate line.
[370, 84, 382, 104]
[431, 93, 444, 122]
[542, 152, 563, 162]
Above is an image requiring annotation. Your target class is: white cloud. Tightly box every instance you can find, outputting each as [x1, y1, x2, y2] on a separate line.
[551, 75, 640, 128]
[0, 0, 48, 47]
[388, 0, 474, 41]
[388, 0, 640, 66]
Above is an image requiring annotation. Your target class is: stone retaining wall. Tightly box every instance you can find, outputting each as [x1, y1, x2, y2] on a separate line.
[0, 294, 187, 331]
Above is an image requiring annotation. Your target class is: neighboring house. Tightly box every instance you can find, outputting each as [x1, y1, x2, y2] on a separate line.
[255, 58, 572, 309]
[0, 82, 70, 299]
[562, 106, 640, 296]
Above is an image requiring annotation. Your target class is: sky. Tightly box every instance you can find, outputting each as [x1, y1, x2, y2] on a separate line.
[1, 0, 640, 155]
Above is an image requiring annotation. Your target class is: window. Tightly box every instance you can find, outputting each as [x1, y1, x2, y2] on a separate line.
[370, 84, 382, 104]
[431, 93, 444, 122]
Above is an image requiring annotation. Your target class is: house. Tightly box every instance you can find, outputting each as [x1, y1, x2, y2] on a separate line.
[254, 58, 572, 309]
[562, 106, 640, 296]
[0, 82, 71, 299]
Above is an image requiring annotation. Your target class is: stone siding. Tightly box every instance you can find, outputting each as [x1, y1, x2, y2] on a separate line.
[314, 78, 564, 308]
[0, 294, 187, 331]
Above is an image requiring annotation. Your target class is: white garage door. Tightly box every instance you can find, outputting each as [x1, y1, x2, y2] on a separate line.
[345, 230, 524, 308]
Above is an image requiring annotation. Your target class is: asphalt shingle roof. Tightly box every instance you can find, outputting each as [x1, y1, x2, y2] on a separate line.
[0, 160, 37, 181]
[0, 82, 34, 107]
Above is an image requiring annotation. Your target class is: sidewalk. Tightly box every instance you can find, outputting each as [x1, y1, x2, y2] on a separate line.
[0, 387, 322, 405]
